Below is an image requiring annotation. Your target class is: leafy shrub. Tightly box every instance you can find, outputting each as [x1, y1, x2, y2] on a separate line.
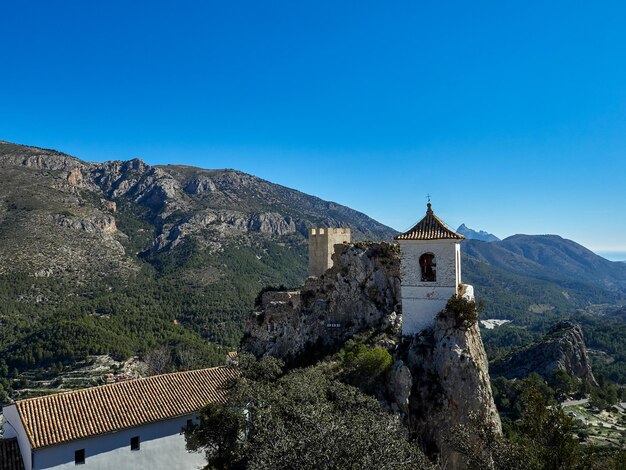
[338, 340, 393, 394]
[186, 357, 433, 469]
[442, 295, 483, 328]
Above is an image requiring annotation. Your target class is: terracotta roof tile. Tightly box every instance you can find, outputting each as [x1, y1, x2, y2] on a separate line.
[395, 203, 464, 241]
[14, 366, 238, 449]
[0, 438, 24, 470]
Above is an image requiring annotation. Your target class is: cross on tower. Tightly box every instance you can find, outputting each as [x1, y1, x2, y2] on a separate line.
[427, 193, 431, 203]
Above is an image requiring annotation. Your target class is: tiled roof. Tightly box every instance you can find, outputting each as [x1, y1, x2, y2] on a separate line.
[395, 203, 464, 241]
[15, 366, 238, 450]
[0, 438, 24, 470]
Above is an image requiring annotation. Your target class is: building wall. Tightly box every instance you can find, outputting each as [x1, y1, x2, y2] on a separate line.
[3, 404, 32, 470]
[399, 239, 461, 336]
[308, 228, 351, 277]
[30, 415, 203, 470]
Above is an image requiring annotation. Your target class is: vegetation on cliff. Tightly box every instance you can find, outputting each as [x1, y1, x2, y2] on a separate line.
[186, 355, 433, 470]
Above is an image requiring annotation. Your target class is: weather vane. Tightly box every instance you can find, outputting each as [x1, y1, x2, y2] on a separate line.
[427, 193, 431, 203]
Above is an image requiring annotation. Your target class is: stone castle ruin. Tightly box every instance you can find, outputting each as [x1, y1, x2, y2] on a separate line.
[307, 227, 351, 277]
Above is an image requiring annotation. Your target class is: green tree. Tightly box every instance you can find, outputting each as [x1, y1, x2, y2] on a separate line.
[517, 380, 582, 469]
[549, 370, 576, 400]
[338, 341, 393, 394]
[186, 355, 432, 470]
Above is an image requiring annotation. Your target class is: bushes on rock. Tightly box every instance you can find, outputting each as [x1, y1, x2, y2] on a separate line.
[442, 295, 483, 329]
[338, 340, 393, 394]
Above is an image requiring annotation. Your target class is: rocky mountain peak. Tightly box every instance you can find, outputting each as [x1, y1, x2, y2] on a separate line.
[457, 223, 500, 242]
[491, 320, 598, 386]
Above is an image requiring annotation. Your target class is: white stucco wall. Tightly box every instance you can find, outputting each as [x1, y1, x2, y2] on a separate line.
[3, 404, 32, 470]
[31, 414, 204, 470]
[399, 239, 461, 336]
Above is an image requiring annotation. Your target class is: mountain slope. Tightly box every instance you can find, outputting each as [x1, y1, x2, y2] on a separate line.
[463, 236, 626, 294]
[0, 141, 396, 380]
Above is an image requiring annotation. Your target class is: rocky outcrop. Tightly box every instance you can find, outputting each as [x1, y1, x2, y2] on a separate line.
[0, 151, 87, 172]
[90, 159, 188, 217]
[490, 320, 598, 386]
[66, 168, 85, 187]
[244, 241, 501, 467]
[456, 224, 500, 242]
[243, 242, 401, 360]
[184, 176, 217, 194]
[397, 304, 501, 465]
[152, 210, 300, 251]
[54, 214, 118, 235]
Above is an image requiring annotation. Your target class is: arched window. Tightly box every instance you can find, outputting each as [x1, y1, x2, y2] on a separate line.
[419, 253, 436, 282]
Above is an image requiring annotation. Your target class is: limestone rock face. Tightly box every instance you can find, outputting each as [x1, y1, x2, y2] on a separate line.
[153, 210, 299, 251]
[243, 242, 401, 360]
[401, 309, 502, 464]
[91, 159, 189, 216]
[490, 320, 598, 386]
[67, 168, 85, 187]
[249, 212, 297, 235]
[55, 214, 118, 235]
[9, 153, 86, 172]
[183, 176, 218, 194]
[388, 360, 413, 415]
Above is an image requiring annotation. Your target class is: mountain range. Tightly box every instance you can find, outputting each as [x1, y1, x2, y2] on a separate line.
[456, 223, 500, 242]
[0, 140, 624, 382]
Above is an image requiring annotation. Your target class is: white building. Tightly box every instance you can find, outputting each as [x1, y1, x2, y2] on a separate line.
[1, 367, 238, 470]
[395, 202, 467, 335]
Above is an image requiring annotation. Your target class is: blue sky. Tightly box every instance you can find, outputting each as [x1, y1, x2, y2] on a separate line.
[1, 1, 625, 259]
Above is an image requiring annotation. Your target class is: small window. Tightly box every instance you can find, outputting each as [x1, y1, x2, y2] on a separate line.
[130, 436, 140, 451]
[419, 253, 436, 282]
[75, 449, 85, 465]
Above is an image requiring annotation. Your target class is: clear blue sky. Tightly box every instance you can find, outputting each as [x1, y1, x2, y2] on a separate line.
[1, 1, 625, 259]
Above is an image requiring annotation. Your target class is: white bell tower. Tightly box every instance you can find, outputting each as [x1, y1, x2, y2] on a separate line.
[395, 202, 465, 336]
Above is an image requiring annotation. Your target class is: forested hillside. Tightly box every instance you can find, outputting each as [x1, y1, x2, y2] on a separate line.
[0, 141, 395, 393]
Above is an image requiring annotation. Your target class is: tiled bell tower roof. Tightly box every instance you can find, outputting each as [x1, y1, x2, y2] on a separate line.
[394, 203, 464, 241]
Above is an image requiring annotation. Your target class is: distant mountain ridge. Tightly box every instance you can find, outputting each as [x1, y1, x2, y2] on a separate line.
[1, 139, 625, 383]
[456, 223, 500, 242]
[463, 235, 626, 294]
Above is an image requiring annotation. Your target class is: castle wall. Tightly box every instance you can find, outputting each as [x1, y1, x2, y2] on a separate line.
[308, 228, 351, 277]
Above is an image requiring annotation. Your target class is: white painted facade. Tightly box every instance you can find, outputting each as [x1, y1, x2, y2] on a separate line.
[399, 239, 462, 335]
[2, 405, 204, 470]
[3, 404, 32, 470]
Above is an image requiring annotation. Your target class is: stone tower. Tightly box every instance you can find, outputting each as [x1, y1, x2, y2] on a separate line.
[308, 227, 351, 277]
[395, 203, 465, 336]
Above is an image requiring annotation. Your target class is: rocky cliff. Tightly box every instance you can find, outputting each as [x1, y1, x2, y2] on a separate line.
[395, 305, 502, 465]
[243, 241, 501, 466]
[490, 321, 598, 386]
[244, 242, 401, 361]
